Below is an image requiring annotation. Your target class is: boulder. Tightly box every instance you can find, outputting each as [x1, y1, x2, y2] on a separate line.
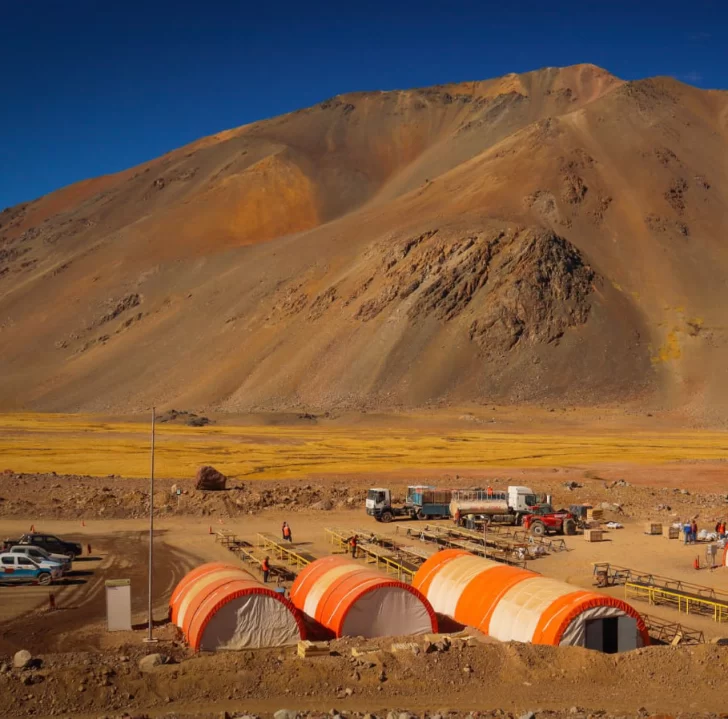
[13, 650, 32, 669]
[311, 499, 334, 511]
[273, 711, 299, 719]
[195, 465, 227, 491]
[138, 653, 167, 672]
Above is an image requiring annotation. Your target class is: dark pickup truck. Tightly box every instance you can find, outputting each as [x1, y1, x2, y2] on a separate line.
[1, 533, 83, 558]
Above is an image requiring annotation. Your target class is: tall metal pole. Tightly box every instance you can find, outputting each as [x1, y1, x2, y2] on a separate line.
[146, 406, 156, 642]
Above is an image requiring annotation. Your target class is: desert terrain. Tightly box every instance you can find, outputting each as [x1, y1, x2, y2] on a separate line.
[2, 410, 728, 718]
[3, 61, 728, 718]
[1, 64, 728, 420]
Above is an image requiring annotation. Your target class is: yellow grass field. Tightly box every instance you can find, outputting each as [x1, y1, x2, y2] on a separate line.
[1, 413, 728, 479]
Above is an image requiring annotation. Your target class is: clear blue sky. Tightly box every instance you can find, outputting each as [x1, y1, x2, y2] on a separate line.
[1, 0, 726, 210]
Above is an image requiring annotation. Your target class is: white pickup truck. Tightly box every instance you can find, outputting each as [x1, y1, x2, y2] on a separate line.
[0, 552, 63, 585]
[8, 545, 71, 573]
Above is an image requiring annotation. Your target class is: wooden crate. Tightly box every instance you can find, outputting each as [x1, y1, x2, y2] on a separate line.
[663, 525, 680, 539]
[584, 529, 604, 542]
[587, 508, 604, 521]
[645, 522, 663, 535]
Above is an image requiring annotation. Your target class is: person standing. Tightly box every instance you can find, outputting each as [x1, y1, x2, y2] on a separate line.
[691, 520, 698, 544]
[683, 520, 691, 545]
[282, 522, 292, 543]
[261, 556, 270, 583]
[349, 534, 358, 559]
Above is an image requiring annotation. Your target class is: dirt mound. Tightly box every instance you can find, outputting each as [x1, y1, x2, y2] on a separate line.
[1, 632, 727, 718]
[1, 65, 728, 416]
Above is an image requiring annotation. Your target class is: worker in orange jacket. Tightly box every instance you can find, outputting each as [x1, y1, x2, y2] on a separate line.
[282, 522, 292, 543]
[261, 556, 270, 583]
[349, 534, 358, 559]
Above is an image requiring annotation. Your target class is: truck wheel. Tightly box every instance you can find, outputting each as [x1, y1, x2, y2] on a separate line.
[381, 511, 393, 524]
[564, 519, 577, 536]
[37, 572, 51, 586]
[530, 521, 546, 537]
[415, 509, 424, 520]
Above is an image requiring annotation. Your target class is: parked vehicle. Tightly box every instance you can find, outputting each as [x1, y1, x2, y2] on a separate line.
[1, 533, 82, 558]
[0, 552, 63, 585]
[522, 506, 578, 536]
[366, 485, 452, 523]
[450, 486, 549, 526]
[8, 545, 71, 573]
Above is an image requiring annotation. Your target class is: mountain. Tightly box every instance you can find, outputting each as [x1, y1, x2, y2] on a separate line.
[2, 64, 728, 417]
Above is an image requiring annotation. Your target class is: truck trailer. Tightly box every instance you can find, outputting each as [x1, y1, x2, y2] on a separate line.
[366, 486, 451, 523]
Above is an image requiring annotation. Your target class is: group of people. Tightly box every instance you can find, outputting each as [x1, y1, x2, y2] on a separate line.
[715, 520, 727, 538]
[683, 519, 699, 544]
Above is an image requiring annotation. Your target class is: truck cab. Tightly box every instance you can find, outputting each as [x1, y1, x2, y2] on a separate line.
[366, 488, 392, 520]
[508, 486, 548, 512]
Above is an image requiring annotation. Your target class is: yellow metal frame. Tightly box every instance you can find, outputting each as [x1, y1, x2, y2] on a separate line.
[255, 533, 313, 570]
[625, 581, 728, 623]
[324, 527, 416, 582]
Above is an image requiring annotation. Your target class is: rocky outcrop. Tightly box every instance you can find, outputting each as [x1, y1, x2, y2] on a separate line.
[195, 466, 227, 491]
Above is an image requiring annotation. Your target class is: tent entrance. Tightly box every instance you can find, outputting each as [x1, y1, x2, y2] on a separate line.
[585, 616, 638, 653]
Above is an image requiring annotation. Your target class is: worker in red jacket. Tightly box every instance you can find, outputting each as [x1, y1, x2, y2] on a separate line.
[261, 556, 270, 583]
[349, 535, 358, 559]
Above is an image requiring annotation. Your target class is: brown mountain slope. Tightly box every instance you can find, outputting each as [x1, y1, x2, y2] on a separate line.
[1, 64, 727, 417]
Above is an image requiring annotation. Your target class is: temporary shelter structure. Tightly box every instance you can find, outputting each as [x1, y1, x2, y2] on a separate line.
[413, 549, 648, 652]
[169, 562, 305, 651]
[290, 556, 437, 638]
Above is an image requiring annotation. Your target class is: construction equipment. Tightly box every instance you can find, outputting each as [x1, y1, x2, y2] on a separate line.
[365, 486, 451, 523]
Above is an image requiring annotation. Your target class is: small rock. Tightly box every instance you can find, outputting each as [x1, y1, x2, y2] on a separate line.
[398, 713, 412, 719]
[463, 664, 472, 674]
[0, 662, 9, 673]
[520, 713, 536, 719]
[344, 687, 353, 696]
[138, 653, 167, 672]
[570, 708, 580, 715]
[273, 711, 298, 719]
[13, 650, 32, 670]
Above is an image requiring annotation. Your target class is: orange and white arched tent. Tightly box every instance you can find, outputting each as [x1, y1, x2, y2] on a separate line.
[169, 562, 305, 651]
[290, 556, 437, 638]
[413, 549, 648, 652]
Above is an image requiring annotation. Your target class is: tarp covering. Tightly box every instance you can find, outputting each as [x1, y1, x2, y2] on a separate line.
[290, 556, 437, 638]
[169, 563, 305, 650]
[412, 549, 648, 651]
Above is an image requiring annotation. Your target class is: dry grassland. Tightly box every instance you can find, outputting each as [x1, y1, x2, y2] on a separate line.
[1, 413, 728, 479]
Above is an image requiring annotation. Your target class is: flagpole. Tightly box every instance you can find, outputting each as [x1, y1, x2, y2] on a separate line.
[144, 406, 157, 643]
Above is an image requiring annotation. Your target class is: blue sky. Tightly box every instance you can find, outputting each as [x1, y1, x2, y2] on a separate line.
[0, 0, 725, 210]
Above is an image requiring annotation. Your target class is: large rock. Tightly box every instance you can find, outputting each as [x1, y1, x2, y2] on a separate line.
[13, 650, 32, 669]
[138, 653, 167, 672]
[195, 465, 227, 491]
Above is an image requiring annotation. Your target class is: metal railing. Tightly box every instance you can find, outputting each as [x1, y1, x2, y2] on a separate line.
[641, 613, 705, 645]
[324, 527, 418, 582]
